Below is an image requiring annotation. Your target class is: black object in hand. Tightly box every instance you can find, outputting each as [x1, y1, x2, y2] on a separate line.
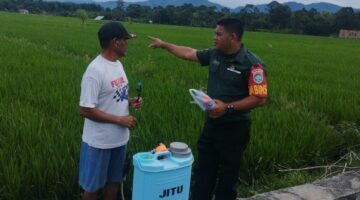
[136, 81, 142, 102]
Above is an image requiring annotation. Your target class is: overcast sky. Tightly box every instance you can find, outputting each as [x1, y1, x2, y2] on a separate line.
[121, 0, 360, 9]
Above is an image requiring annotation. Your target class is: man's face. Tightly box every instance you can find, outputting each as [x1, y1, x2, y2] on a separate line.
[113, 38, 128, 57]
[213, 25, 234, 52]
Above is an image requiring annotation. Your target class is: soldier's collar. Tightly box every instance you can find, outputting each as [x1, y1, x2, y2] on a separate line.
[234, 43, 246, 64]
[221, 43, 246, 64]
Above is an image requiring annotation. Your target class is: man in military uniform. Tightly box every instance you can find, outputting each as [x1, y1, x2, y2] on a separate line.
[148, 18, 268, 200]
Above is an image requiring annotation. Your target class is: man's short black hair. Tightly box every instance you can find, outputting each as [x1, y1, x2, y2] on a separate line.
[217, 18, 244, 39]
[98, 21, 132, 49]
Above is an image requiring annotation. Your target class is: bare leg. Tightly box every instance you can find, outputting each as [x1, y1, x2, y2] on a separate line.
[82, 191, 97, 200]
[104, 182, 120, 200]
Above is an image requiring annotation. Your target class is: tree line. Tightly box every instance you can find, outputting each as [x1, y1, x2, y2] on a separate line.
[1, 0, 360, 36]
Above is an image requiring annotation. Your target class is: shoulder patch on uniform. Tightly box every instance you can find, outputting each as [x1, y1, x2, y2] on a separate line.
[248, 64, 268, 98]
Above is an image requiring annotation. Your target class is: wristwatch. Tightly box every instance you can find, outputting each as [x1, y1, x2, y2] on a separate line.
[226, 104, 234, 114]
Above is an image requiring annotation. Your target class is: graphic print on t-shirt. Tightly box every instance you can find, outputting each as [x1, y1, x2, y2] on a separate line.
[111, 76, 128, 102]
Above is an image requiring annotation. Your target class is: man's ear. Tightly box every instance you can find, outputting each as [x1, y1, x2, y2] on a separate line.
[231, 33, 238, 40]
[110, 38, 118, 48]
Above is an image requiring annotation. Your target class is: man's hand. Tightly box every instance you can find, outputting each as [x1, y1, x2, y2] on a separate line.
[118, 116, 137, 129]
[129, 97, 143, 110]
[207, 99, 227, 118]
[148, 36, 166, 49]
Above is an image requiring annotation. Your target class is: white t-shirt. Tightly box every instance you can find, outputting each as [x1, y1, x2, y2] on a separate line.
[80, 55, 129, 149]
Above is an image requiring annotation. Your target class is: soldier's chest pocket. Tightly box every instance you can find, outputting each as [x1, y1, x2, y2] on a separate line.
[223, 65, 245, 83]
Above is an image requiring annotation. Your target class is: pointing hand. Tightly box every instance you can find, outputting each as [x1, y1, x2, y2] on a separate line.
[148, 36, 165, 48]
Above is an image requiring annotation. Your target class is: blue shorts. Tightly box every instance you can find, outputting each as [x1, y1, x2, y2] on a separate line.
[79, 142, 127, 192]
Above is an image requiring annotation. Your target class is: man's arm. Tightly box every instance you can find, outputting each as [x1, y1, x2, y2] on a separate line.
[148, 36, 198, 62]
[207, 96, 267, 119]
[232, 95, 267, 111]
[80, 106, 137, 129]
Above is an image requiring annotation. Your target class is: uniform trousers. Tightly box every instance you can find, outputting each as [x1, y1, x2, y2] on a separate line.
[192, 118, 251, 200]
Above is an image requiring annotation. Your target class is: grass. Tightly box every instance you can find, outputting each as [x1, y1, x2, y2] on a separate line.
[0, 12, 360, 199]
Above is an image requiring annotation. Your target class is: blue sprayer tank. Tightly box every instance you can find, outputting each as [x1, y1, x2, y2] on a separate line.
[132, 142, 194, 200]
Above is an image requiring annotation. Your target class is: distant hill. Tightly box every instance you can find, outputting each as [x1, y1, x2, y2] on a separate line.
[233, 1, 344, 13]
[45, 0, 93, 3]
[95, 1, 117, 8]
[304, 2, 343, 12]
[44, 0, 357, 13]
[45, 0, 222, 9]
[124, 0, 222, 9]
[285, 1, 343, 12]
[284, 2, 307, 11]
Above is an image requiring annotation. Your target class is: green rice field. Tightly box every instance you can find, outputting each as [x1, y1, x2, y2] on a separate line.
[0, 11, 360, 199]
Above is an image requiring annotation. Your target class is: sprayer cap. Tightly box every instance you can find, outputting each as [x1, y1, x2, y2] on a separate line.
[169, 142, 192, 157]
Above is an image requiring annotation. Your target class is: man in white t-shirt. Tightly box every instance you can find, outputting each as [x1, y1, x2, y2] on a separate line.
[79, 21, 141, 200]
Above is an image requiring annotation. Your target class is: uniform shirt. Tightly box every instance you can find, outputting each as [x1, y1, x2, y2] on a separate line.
[196, 44, 268, 121]
[80, 55, 129, 149]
